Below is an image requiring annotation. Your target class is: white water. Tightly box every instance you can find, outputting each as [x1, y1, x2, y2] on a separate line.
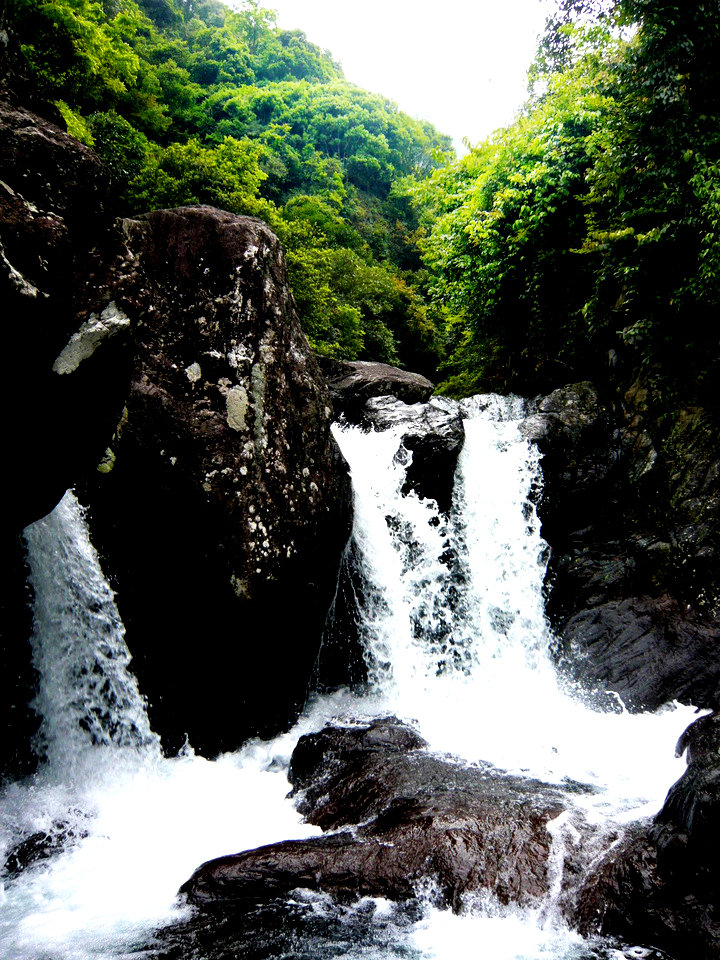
[0, 399, 699, 959]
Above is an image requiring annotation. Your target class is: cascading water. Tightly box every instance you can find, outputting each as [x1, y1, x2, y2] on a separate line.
[23, 492, 159, 768]
[0, 397, 699, 959]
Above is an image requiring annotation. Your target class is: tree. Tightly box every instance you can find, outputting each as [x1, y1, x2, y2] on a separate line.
[414, 37, 613, 394]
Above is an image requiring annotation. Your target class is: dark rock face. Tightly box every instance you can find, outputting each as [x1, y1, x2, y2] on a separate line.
[559, 596, 720, 711]
[569, 715, 720, 958]
[529, 381, 720, 712]
[0, 537, 38, 780]
[80, 207, 352, 755]
[0, 99, 135, 777]
[1, 98, 352, 762]
[317, 357, 434, 421]
[521, 382, 619, 549]
[655, 711, 720, 872]
[3, 815, 90, 880]
[361, 396, 464, 510]
[142, 895, 427, 960]
[180, 718, 576, 912]
[0, 98, 133, 533]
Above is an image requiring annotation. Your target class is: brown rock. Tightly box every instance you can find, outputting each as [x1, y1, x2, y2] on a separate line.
[181, 718, 577, 911]
[317, 357, 434, 420]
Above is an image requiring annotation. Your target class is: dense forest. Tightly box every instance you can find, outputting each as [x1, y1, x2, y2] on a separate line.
[0, 0, 452, 373]
[414, 0, 720, 413]
[2, 0, 720, 411]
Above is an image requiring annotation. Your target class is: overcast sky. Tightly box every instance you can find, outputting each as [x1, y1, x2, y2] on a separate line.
[266, 0, 552, 152]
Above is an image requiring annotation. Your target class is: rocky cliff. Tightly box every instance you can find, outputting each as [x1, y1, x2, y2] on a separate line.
[525, 381, 720, 712]
[0, 98, 350, 767]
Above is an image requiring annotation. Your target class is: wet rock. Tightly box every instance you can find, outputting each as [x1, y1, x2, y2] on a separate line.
[317, 357, 434, 421]
[521, 382, 619, 543]
[529, 380, 720, 714]
[0, 98, 132, 534]
[655, 711, 720, 872]
[80, 207, 352, 756]
[2, 815, 90, 880]
[567, 713, 720, 959]
[0, 98, 135, 778]
[557, 596, 720, 711]
[144, 890, 426, 960]
[0, 535, 38, 780]
[570, 818, 720, 959]
[361, 396, 465, 510]
[0, 97, 353, 759]
[181, 718, 578, 912]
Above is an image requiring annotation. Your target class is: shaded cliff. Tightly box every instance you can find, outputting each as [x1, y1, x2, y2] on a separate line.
[1, 98, 351, 768]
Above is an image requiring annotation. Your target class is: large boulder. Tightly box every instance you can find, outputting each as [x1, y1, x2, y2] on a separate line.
[0, 98, 133, 532]
[520, 381, 619, 548]
[180, 718, 581, 911]
[80, 207, 352, 755]
[317, 357, 434, 421]
[0, 98, 134, 778]
[569, 713, 720, 958]
[0, 97, 352, 762]
[558, 595, 720, 711]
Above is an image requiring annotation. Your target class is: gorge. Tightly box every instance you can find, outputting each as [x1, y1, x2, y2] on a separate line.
[3, 94, 720, 960]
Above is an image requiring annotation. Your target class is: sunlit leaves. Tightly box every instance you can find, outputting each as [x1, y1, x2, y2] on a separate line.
[412, 50, 612, 393]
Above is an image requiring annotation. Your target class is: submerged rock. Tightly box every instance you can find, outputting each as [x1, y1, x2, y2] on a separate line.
[181, 718, 580, 912]
[3, 815, 90, 880]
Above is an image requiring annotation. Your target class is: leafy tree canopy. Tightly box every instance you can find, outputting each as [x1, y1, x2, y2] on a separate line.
[412, 0, 720, 410]
[1, 0, 451, 370]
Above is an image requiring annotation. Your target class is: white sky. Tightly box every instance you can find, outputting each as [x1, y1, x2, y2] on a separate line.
[267, 0, 552, 152]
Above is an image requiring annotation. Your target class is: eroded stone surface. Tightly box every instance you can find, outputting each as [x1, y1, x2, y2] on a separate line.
[360, 395, 464, 510]
[527, 381, 720, 713]
[318, 357, 434, 420]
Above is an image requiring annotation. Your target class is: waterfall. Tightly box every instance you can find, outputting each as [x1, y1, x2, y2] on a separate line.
[333, 394, 551, 702]
[22, 491, 159, 768]
[0, 398, 699, 960]
[0, 491, 318, 960]
[331, 398, 692, 807]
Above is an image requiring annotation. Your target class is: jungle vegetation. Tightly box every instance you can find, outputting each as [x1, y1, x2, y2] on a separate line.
[3, 0, 720, 410]
[0, 0, 451, 372]
[413, 0, 720, 410]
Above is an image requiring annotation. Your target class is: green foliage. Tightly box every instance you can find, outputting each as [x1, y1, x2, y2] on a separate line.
[413, 1, 720, 406]
[125, 135, 274, 219]
[556, 0, 720, 408]
[55, 99, 96, 145]
[88, 110, 149, 187]
[6, 0, 143, 106]
[414, 39, 613, 394]
[4, 0, 450, 370]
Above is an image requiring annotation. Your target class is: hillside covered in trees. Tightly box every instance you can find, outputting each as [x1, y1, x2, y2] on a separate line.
[0, 0, 452, 373]
[413, 0, 720, 415]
